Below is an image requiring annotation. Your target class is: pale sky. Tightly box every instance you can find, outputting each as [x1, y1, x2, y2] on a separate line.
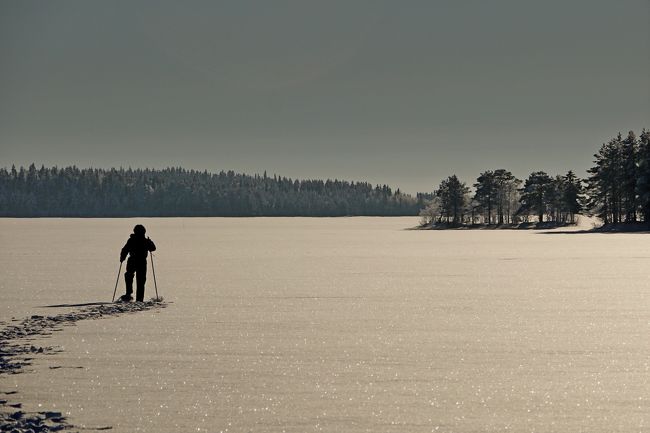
[1, 0, 648, 193]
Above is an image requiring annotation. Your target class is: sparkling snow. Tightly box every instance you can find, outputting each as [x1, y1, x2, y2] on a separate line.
[1, 217, 648, 432]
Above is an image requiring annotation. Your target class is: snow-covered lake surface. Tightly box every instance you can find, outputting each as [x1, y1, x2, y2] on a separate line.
[1, 217, 648, 432]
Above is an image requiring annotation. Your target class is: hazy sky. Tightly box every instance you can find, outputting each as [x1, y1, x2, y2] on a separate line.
[1, 1, 648, 193]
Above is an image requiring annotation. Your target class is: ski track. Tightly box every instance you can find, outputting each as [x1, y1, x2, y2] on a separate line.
[0, 301, 167, 432]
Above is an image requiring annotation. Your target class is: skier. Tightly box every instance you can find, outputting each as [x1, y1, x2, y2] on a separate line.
[118, 224, 156, 302]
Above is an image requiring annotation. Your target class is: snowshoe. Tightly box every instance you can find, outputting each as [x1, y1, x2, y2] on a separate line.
[116, 294, 133, 303]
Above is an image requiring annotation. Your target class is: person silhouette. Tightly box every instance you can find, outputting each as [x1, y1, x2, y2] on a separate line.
[118, 224, 156, 302]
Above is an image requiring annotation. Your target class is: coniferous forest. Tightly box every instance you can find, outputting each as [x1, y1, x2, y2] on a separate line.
[1, 130, 648, 221]
[0, 166, 422, 217]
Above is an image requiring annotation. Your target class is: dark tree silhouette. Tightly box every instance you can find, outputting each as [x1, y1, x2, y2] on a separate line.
[473, 171, 497, 224]
[560, 170, 583, 224]
[0, 166, 420, 217]
[636, 129, 650, 222]
[586, 131, 646, 224]
[472, 170, 521, 224]
[519, 171, 553, 223]
[435, 175, 470, 225]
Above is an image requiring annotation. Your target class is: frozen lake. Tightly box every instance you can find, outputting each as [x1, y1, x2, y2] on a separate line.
[1, 217, 648, 432]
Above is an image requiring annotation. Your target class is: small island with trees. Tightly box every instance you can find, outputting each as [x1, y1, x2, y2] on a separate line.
[418, 129, 650, 230]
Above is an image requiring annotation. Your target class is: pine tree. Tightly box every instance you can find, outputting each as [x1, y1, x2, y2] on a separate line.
[587, 134, 625, 224]
[561, 170, 583, 223]
[519, 171, 553, 223]
[621, 131, 638, 222]
[636, 129, 650, 222]
[435, 175, 470, 225]
[473, 171, 497, 224]
[493, 169, 519, 224]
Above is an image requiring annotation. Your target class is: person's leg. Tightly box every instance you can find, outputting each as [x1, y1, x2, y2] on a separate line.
[135, 261, 147, 301]
[124, 259, 135, 298]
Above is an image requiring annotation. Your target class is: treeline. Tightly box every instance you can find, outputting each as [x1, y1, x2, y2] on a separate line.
[421, 129, 650, 226]
[0, 166, 422, 217]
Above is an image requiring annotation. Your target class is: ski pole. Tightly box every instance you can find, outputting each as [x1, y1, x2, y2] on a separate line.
[150, 252, 159, 300]
[112, 261, 123, 302]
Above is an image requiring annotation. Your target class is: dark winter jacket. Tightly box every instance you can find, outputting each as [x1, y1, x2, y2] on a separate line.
[120, 234, 156, 262]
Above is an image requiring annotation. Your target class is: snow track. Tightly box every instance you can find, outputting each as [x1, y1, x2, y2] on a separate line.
[0, 301, 167, 432]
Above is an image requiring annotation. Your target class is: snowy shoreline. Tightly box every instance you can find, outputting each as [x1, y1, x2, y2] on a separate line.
[413, 214, 609, 232]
